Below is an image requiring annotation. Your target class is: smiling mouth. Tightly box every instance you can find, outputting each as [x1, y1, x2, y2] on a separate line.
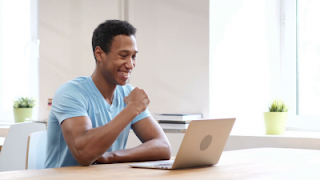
[120, 72, 129, 76]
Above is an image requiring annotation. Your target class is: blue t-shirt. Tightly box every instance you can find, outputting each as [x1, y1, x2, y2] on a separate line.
[45, 76, 151, 168]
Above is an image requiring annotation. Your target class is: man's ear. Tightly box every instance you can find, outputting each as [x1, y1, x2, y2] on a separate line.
[94, 46, 104, 62]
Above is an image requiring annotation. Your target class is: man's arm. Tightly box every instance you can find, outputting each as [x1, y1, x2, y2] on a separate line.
[61, 88, 149, 166]
[96, 116, 171, 163]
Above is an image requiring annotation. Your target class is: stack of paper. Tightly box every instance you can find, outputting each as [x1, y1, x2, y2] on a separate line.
[153, 113, 203, 121]
[154, 113, 203, 130]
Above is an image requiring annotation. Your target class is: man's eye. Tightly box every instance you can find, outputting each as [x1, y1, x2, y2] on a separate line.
[120, 55, 127, 58]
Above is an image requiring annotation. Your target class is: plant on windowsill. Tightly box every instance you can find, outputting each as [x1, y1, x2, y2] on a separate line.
[13, 97, 36, 123]
[264, 99, 289, 135]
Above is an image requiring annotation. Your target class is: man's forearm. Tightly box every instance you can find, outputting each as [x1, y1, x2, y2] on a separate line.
[73, 105, 139, 165]
[96, 138, 171, 164]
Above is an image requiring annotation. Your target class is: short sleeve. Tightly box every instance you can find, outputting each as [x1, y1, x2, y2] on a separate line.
[124, 84, 152, 126]
[131, 108, 152, 125]
[51, 83, 88, 124]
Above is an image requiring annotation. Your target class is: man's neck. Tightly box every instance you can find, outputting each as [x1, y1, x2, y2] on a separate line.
[91, 70, 116, 105]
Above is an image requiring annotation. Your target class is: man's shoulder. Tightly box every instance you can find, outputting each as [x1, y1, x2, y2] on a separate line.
[65, 76, 90, 87]
[54, 77, 91, 98]
[58, 77, 90, 91]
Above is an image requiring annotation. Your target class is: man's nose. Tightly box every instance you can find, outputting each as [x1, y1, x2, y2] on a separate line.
[125, 57, 134, 69]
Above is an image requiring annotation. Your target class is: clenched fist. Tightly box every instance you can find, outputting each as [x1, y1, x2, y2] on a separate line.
[124, 87, 150, 114]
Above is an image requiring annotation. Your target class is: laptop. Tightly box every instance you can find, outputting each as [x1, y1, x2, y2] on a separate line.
[129, 118, 235, 170]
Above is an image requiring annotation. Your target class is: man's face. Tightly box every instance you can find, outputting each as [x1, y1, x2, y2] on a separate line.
[97, 35, 137, 86]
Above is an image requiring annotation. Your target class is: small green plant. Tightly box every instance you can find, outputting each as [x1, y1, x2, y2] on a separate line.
[269, 99, 288, 112]
[13, 97, 36, 108]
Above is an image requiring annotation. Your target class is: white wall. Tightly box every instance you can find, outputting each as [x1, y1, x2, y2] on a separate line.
[38, 0, 119, 120]
[128, 0, 210, 117]
[38, 0, 210, 120]
[39, 0, 283, 132]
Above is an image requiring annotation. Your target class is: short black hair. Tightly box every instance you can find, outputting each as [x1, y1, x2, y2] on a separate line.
[92, 20, 136, 62]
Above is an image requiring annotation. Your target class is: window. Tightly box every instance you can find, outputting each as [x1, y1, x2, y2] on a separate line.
[210, 0, 320, 133]
[210, 0, 280, 133]
[0, 0, 39, 122]
[285, 0, 320, 131]
[296, 0, 320, 116]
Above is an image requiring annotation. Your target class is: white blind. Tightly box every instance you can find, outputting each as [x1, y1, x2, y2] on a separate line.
[210, 0, 280, 133]
[0, 0, 39, 122]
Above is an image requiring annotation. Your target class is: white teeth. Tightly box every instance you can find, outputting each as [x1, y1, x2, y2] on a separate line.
[120, 72, 129, 76]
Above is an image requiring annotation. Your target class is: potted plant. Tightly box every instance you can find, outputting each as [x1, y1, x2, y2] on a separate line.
[13, 97, 36, 123]
[264, 99, 289, 135]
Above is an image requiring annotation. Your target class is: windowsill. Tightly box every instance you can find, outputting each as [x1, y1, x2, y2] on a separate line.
[230, 130, 320, 139]
[229, 124, 320, 138]
[144, 126, 320, 139]
[2, 123, 319, 139]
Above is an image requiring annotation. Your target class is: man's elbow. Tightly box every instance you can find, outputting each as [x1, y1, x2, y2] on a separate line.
[74, 151, 96, 166]
[77, 159, 93, 166]
[161, 141, 171, 160]
[73, 143, 97, 166]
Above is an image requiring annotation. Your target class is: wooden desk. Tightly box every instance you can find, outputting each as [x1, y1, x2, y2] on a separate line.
[0, 148, 319, 180]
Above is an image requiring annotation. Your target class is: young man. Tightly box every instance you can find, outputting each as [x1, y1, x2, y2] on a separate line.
[45, 20, 171, 168]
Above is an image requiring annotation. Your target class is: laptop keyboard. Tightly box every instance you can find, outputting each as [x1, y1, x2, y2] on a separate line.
[154, 163, 173, 167]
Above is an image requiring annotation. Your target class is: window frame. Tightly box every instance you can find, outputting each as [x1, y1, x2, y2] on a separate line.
[283, 0, 320, 131]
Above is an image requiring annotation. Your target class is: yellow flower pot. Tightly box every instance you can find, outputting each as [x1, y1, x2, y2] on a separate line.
[264, 112, 288, 135]
[13, 108, 33, 123]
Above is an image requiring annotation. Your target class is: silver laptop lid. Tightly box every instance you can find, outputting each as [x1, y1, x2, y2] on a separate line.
[171, 118, 235, 169]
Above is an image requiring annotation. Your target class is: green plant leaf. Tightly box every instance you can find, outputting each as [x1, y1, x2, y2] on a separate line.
[268, 99, 288, 112]
[13, 97, 36, 108]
